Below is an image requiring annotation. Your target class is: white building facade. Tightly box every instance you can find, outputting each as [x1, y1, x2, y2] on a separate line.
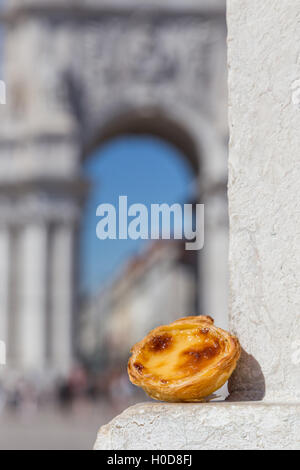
[0, 0, 228, 376]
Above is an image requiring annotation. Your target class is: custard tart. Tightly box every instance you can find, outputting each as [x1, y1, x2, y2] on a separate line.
[128, 316, 241, 402]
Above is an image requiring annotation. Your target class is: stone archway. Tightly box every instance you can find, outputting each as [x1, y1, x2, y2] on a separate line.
[79, 109, 201, 360]
[0, 0, 228, 376]
[83, 108, 200, 174]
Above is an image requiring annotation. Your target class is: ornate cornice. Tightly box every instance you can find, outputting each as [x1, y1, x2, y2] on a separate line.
[0, 178, 89, 199]
[3, 0, 226, 24]
[0, 193, 83, 226]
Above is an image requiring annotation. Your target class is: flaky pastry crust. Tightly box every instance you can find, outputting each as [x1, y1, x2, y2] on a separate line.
[128, 316, 241, 402]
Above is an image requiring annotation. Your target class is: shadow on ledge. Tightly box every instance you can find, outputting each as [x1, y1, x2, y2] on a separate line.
[226, 348, 266, 402]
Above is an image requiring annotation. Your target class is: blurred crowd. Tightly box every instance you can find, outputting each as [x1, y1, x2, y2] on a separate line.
[0, 365, 145, 416]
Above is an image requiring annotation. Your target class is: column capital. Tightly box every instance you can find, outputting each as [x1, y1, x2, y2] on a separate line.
[0, 178, 88, 226]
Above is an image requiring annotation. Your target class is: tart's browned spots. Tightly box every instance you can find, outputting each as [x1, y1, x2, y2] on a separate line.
[204, 316, 214, 323]
[160, 379, 168, 384]
[148, 334, 173, 352]
[200, 328, 209, 334]
[179, 342, 220, 371]
[133, 362, 144, 373]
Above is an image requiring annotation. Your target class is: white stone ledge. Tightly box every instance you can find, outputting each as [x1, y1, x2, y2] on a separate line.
[94, 402, 300, 450]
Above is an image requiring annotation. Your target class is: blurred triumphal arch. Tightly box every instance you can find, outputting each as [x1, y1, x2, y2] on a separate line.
[0, 0, 228, 376]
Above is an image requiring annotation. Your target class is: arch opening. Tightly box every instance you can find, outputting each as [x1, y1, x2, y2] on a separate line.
[79, 123, 201, 370]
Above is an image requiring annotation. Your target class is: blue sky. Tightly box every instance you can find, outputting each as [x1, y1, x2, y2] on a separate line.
[80, 136, 195, 295]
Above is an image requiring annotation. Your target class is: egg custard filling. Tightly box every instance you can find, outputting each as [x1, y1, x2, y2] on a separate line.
[128, 316, 241, 402]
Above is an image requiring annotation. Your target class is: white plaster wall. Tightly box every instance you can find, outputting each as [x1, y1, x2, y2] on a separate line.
[227, 0, 300, 401]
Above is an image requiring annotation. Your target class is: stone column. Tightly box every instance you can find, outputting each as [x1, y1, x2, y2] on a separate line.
[49, 223, 74, 376]
[200, 194, 229, 330]
[0, 227, 10, 345]
[18, 223, 48, 371]
[227, 0, 300, 402]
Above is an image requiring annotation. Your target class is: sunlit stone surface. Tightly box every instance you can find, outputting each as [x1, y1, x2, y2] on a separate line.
[94, 402, 300, 450]
[228, 0, 300, 404]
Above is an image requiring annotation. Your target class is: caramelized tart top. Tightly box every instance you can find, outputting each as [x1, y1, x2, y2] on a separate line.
[129, 316, 238, 387]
